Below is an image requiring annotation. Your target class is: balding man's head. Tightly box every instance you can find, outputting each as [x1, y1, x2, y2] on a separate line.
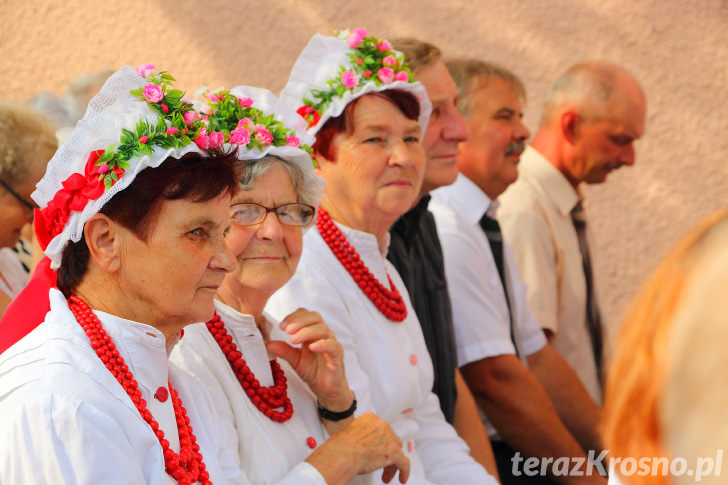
[533, 60, 646, 187]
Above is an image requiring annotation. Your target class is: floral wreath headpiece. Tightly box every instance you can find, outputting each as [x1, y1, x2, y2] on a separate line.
[197, 84, 324, 207]
[33, 64, 209, 269]
[279, 29, 432, 137]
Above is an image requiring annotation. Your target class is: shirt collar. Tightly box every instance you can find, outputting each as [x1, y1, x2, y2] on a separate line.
[523, 145, 582, 216]
[434, 173, 495, 225]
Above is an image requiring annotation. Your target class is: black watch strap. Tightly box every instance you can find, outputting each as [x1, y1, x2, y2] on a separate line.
[317, 396, 357, 421]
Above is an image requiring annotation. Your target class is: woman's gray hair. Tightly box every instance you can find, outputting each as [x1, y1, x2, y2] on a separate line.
[238, 154, 323, 226]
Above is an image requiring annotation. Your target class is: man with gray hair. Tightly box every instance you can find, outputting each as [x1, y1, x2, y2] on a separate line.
[430, 58, 605, 484]
[499, 60, 646, 404]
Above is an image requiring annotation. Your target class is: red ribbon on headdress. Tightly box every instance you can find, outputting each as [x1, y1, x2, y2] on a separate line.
[35, 150, 123, 250]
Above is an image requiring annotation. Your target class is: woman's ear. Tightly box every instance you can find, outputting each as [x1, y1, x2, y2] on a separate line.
[313, 149, 337, 178]
[84, 214, 122, 274]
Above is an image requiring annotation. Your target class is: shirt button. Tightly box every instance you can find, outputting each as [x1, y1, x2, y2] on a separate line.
[407, 441, 413, 453]
[409, 354, 418, 365]
[307, 436, 317, 448]
[154, 386, 169, 402]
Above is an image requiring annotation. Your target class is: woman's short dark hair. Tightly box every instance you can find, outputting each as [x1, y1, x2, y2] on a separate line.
[57, 150, 239, 297]
[313, 89, 420, 161]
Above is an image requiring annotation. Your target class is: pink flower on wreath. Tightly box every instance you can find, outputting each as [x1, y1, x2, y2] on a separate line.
[347, 28, 367, 48]
[136, 63, 156, 77]
[208, 93, 221, 103]
[255, 126, 274, 145]
[165, 127, 178, 136]
[377, 67, 394, 84]
[139, 135, 149, 144]
[238, 97, 254, 108]
[142, 83, 164, 103]
[363, 70, 372, 78]
[237, 117, 254, 129]
[209, 131, 224, 149]
[382, 55, 397, 67]
[341, 70, 358, 89]
[161, 104, 169, 113]
[183, 110, 198, 125]
[96, 164, 109, 174]
[394, 71, 409, 82]
[356, 58, 364, 64]
[285, 136, 300, 148]
[229, 127, 251, 145]
[377, 40, 391, 51]
[194, 129, 209, 149]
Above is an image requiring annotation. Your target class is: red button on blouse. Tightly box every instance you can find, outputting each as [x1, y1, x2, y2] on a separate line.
[154, 386, 169, 402]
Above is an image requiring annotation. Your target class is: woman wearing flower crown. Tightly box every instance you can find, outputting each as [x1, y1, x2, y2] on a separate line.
[266, 29, 498, 484]
[0, 65, 247, 483]
[170, 86, 410, 484]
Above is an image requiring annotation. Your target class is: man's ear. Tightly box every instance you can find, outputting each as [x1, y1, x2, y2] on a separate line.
[560, 110, 582, 145]
[83, 214, 122, 274]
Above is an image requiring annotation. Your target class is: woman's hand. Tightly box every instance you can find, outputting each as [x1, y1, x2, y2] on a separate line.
[305, 412, 411, 484]
[266, 308, 352, 412]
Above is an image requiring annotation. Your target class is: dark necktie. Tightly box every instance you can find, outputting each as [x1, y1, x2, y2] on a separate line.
[479, 213, 520, 358]
[571, 201, 604, 384]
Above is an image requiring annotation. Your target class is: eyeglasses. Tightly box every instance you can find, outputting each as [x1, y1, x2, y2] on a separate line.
[230, 203, 315, 227]
[0, 178, 37, 212]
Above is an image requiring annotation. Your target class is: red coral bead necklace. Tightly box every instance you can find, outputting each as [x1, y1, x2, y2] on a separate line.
[206, 312, 293, 423]
[316, 208, 407, 322]
[68, 295, 211, 485]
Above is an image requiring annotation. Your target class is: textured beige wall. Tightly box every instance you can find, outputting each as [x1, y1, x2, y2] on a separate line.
[2, 0, 727, 343]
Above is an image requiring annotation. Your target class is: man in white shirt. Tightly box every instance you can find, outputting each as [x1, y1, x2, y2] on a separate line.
[430, 59, 605, 484]
[498, 61, 646, 403]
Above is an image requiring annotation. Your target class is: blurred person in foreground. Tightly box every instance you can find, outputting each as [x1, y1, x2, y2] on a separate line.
[267, 29, 497, 484]
[430, 57, 603, 484]
[604, 210, 728, 485]
[170, 85, 410, 484]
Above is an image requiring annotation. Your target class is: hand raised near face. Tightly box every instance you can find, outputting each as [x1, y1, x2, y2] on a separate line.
[266, 308, 352, 412]
[306, 412, 411, 484]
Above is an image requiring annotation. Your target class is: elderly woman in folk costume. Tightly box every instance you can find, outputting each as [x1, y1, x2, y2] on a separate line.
[170, 86, 410, 485]
[265, 29, 498, 484]
[0, 65, 246, 483]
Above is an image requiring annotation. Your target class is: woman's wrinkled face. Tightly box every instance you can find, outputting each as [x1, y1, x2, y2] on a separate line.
[117, 193, 236, 327]
[317, 94, 425, 233]
[224, 164, 304, 299]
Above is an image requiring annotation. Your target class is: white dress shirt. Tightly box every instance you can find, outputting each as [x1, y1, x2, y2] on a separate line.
[430, 174, 548, 437]
[266, 222, 496, 485]
[0, 289, 242, 484]
[171, 300, 366, 485]
[499, 146, 603, 404]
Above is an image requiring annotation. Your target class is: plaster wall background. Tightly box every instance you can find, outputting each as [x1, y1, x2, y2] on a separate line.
[1, 0, 727, 348]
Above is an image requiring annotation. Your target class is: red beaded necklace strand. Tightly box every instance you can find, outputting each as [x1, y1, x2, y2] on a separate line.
[68, 296, 211, 485]
[316, 208, 407, 322]
[206, 312, 293, 423]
